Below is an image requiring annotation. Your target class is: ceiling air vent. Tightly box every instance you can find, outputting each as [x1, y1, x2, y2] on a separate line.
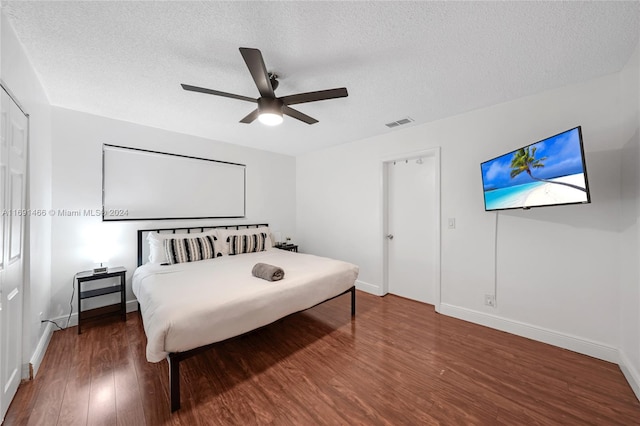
[385, 117, 414, 128]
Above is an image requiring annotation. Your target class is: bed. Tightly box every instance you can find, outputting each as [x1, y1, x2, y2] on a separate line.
[132, 224, 359, 412]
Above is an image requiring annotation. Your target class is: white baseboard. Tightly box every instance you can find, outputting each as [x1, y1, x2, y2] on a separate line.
[126, 299, 139, 313]
[439, 303, 619, 363]
[51, 299, 140, 328]
[619, 350, 640, 402]
[355, 279, 382, 296]
[29, 321, 54, 379]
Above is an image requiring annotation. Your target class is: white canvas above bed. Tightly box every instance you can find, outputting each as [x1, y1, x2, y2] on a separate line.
[103, 144, 246, 220]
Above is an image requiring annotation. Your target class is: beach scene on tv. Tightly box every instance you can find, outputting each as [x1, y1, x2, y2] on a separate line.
[481, 128, 589, 211]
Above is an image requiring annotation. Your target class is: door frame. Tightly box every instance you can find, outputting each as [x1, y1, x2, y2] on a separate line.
[0, 80, 29, 421]
[381, 147, 441, 312]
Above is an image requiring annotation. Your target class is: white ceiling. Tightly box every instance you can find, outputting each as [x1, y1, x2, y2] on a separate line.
[3, 1, 640, 156]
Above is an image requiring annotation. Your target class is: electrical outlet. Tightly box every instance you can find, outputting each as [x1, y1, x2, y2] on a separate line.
[484, 294, 495, 307]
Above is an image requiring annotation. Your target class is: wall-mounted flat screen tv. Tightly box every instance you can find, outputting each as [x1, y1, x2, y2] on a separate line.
[480, 126, 590, 211]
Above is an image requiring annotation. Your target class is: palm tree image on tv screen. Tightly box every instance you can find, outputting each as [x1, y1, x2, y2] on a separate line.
[481, 127, 590, 211]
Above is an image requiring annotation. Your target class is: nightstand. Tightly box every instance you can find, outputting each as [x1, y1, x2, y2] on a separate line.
[275, 243, 298, 252]
[76, 266, 126, 334]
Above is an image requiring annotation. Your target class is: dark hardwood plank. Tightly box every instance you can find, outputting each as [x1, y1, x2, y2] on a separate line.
[24, 327, 75, 426]
[6, 291, 640, 425]
[56, 326, 92, 425]
[110, 321, 146, 426]
[125, 315, 182, 426]
[86, 323, 116, 426]
[3, 378, 37, 426]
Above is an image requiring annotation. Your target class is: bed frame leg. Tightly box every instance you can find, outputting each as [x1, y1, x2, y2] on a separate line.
[168, 354, 181, 412]
[350, 286, 356, 316]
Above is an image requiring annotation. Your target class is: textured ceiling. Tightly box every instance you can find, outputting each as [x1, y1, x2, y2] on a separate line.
[3, 1, 640, 156]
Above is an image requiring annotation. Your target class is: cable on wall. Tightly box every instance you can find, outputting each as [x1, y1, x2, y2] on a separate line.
[42, 276, 75, 331]
[41, 320, 64, 331]
[494, 211, 499, 307]
[66, 276, 76, 328]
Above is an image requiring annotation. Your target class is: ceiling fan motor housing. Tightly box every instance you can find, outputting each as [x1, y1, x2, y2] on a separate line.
[258, 97, 283, 114]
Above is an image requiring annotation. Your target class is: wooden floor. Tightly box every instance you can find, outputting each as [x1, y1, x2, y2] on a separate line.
[5, 291, 640, 425]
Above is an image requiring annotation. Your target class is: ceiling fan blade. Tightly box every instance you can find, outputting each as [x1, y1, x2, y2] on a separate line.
[239, 48, 275, 98]
[181, 84, 256, 103]
[283, 106, 318, 125]
[239, 109, 260, 124]
[280, 87, 348, 106]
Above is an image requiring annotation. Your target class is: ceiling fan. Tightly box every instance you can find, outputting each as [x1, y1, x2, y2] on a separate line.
[181, 47, 348, 126]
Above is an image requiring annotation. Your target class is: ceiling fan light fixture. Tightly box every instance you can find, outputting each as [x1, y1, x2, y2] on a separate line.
[257, 97, 283, 126]
[258, 111, 283, 126]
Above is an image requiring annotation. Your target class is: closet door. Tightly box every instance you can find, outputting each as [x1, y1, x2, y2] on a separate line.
[0, 88, 27, 420]
[387, 156, 437, 304]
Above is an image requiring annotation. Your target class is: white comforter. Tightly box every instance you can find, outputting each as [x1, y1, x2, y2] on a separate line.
[132, 250, 359, 362]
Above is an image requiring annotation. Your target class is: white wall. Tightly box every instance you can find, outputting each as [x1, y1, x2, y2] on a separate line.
[297, 72, 625, 362]
[619, 39, 640, 399]
[49, 107, 296, 321]
[1, 11, 53, 376]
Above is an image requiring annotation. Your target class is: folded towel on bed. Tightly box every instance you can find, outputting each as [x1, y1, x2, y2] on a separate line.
[252, 263, 285, 281]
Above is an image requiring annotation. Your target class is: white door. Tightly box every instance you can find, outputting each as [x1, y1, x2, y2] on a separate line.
[0, 87, 27, 420]
[386, 156, 437, 304]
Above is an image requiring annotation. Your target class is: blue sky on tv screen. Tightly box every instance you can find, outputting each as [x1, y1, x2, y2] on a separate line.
[481, 128, 585, 191]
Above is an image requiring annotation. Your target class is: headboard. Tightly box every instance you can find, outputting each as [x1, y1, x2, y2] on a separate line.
[137, 224, 268, 267]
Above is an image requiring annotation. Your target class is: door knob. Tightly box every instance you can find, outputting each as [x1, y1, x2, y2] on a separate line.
[386, 234, 394, 240]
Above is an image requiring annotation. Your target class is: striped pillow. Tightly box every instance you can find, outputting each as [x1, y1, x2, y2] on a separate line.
[163, 235, 219, 264]
[228, 233, 267, 255]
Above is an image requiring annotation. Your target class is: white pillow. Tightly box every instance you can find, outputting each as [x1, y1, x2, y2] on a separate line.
[215, 226, 273, 256]
[146, 230, 217, 264]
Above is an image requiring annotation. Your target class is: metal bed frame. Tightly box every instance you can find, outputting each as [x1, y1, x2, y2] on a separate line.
[135, 224, 356, 412]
